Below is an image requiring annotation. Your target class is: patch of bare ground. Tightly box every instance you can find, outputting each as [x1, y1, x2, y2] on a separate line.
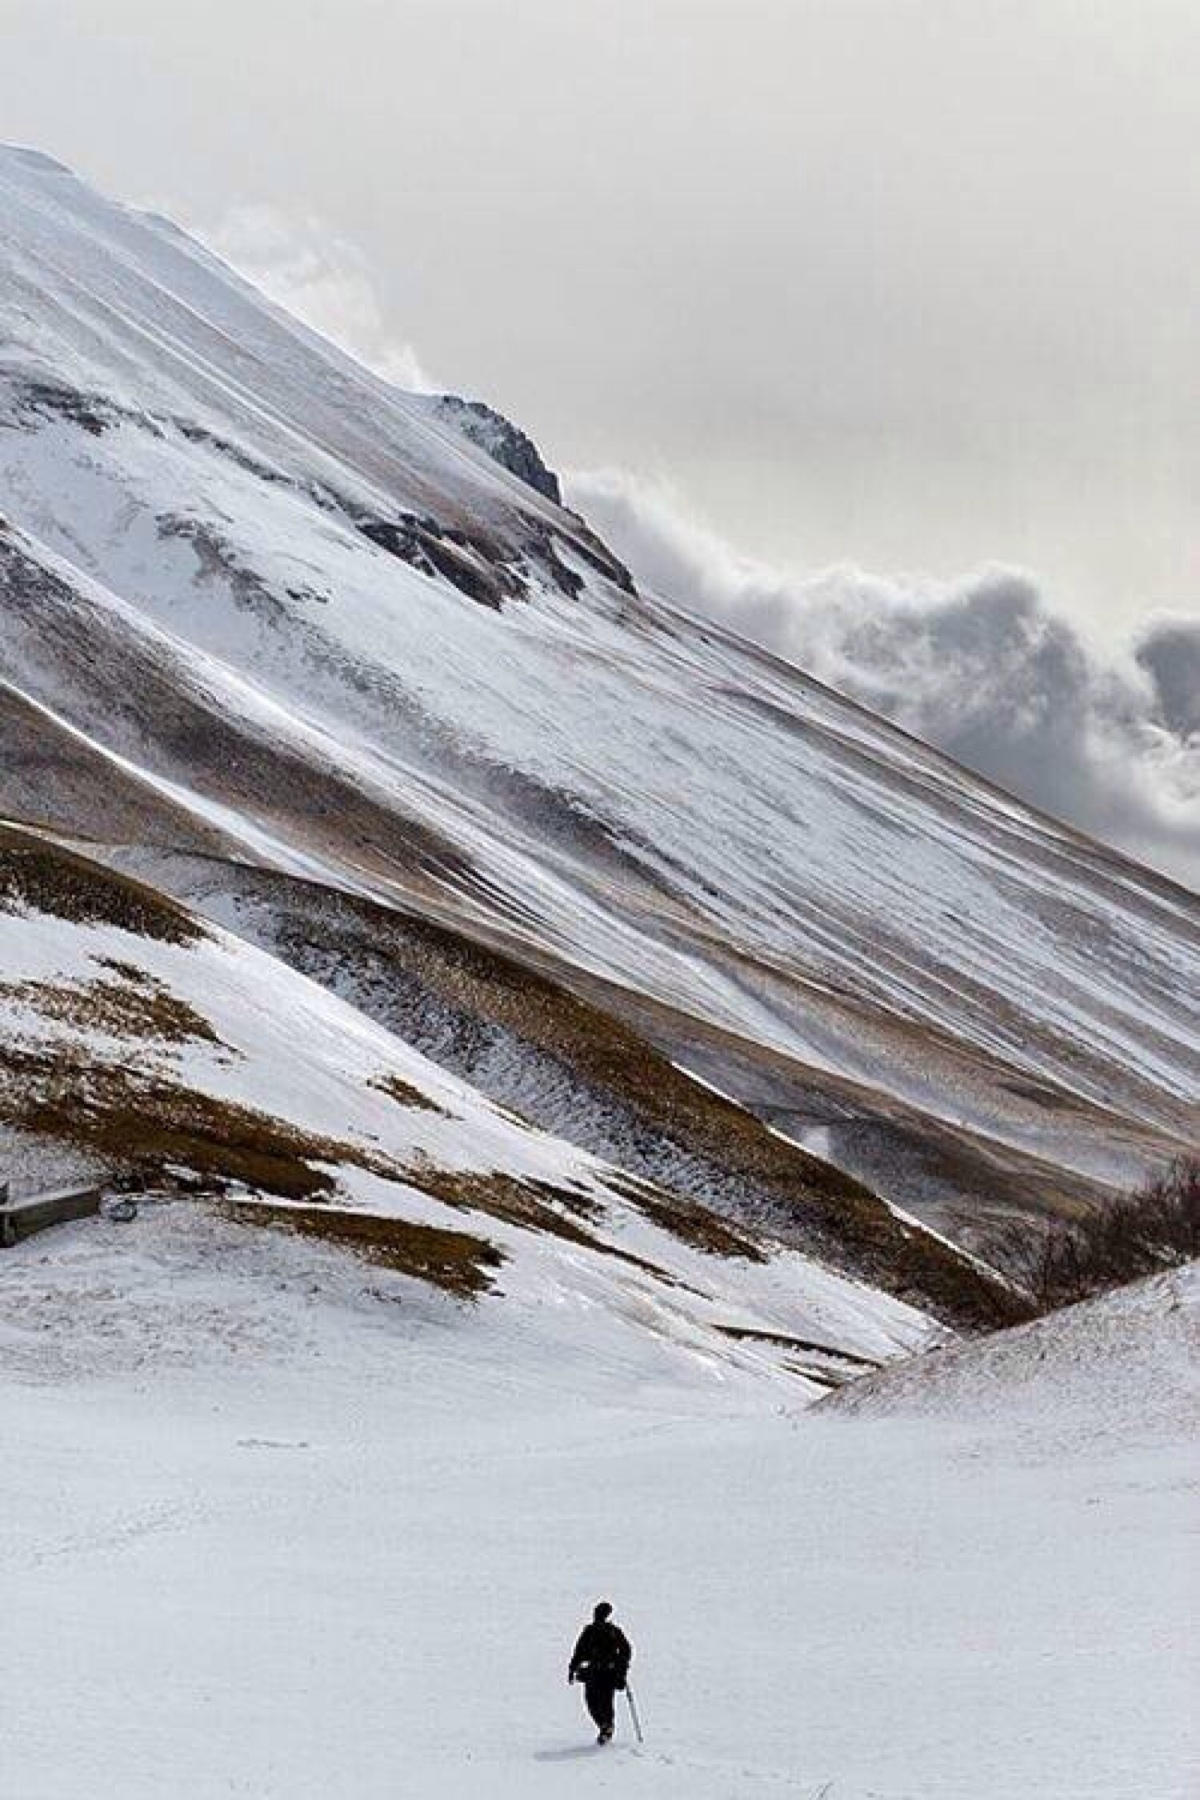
[0, 1045, 395, 1201]
[368, 1072, 449, 1115]
[400, 1165, 685, 1285]
[218, 1200, 504, 1300]
[0, 822, 204, 945]
[0, 967, 222, 1046]
[606, 1171, 767, 1262]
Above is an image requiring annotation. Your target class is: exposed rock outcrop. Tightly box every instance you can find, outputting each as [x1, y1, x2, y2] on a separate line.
[428, 393, 563, 504]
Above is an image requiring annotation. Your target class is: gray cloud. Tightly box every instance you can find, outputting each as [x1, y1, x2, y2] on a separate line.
[569, 468, 1200, 892]
[1135, 621, 1200, 738]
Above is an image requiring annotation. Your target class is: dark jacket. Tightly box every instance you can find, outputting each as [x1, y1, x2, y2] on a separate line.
[569, 1620, 632, 1686]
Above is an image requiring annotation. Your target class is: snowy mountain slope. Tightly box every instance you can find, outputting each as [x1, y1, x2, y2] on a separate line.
[0, 821, 936, 1373]
[79, 843, 1031, 1323]
[1, 145, 1197, 1294]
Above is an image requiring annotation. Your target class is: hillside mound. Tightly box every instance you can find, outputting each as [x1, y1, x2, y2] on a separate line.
[825, 1261, 1200, 1447]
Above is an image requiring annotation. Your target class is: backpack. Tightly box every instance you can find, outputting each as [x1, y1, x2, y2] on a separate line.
[589, 1621, 629, 1676]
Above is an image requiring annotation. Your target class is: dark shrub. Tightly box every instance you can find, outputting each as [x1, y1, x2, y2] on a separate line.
[1010, 1156, 1200, 1311]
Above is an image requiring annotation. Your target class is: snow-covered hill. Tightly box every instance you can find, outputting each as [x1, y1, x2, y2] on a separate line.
[1, 821, 936, 1374]
[826, 1258, 1200, 1441]
[0, 144, 1197, 1326]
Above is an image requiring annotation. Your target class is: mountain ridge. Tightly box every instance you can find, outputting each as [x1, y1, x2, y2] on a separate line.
[1, 146, 1196, 1338]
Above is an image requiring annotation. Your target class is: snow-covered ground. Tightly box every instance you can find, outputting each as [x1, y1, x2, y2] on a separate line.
[3, 1211, 1195, 1800]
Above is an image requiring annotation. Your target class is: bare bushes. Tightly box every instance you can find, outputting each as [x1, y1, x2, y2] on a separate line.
[1011, 1157, 1200, 1311]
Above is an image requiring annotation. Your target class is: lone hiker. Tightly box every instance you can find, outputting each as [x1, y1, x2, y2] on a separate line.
[568, 1601, 633, 1744]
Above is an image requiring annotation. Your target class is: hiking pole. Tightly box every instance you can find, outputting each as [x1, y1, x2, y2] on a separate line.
[625, 1682, 644, 1744]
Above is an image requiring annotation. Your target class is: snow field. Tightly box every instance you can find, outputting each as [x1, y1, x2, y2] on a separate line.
[2, 1212, 1195, 1800]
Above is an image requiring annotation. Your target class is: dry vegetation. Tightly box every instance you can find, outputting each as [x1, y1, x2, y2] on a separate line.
[368, 1072, 449, 1115]
[218, 1199, 504, 1299]
[0, 823, 204, 944]
[607, 1171, 768, 1262]
[1007, 1156, 1200, 1311]
[0, 968, 221, 1046]
[401, 1164, 686, 1284]
[0, 1045, 390, 1200]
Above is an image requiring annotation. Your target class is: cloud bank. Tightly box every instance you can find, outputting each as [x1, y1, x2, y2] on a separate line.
[199, 205, 434, 392]
[568, 469, 1200, 893]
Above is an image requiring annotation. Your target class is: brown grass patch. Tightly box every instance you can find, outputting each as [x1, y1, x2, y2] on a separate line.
[607, 1172, 767, 1262]
[402, 1164, 683, 1284]
[0, 824, 204, 944]
[407, 1165, 601, 1227]
[0, 1045, 395, 1201]
[369, 1072, 449, 1115]
[219, 1200, 504, 1299]
[0, 970, 222, 1046]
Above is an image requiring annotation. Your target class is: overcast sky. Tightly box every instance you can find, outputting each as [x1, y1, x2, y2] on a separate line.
[4, 0, 1196, 638]
[3, 0, 1198, 882]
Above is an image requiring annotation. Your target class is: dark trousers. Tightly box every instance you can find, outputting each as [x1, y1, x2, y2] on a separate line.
[583, 1675, 618, 1735]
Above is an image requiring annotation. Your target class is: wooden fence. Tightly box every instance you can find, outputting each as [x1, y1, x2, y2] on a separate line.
[0, 1179, 104, 1248]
